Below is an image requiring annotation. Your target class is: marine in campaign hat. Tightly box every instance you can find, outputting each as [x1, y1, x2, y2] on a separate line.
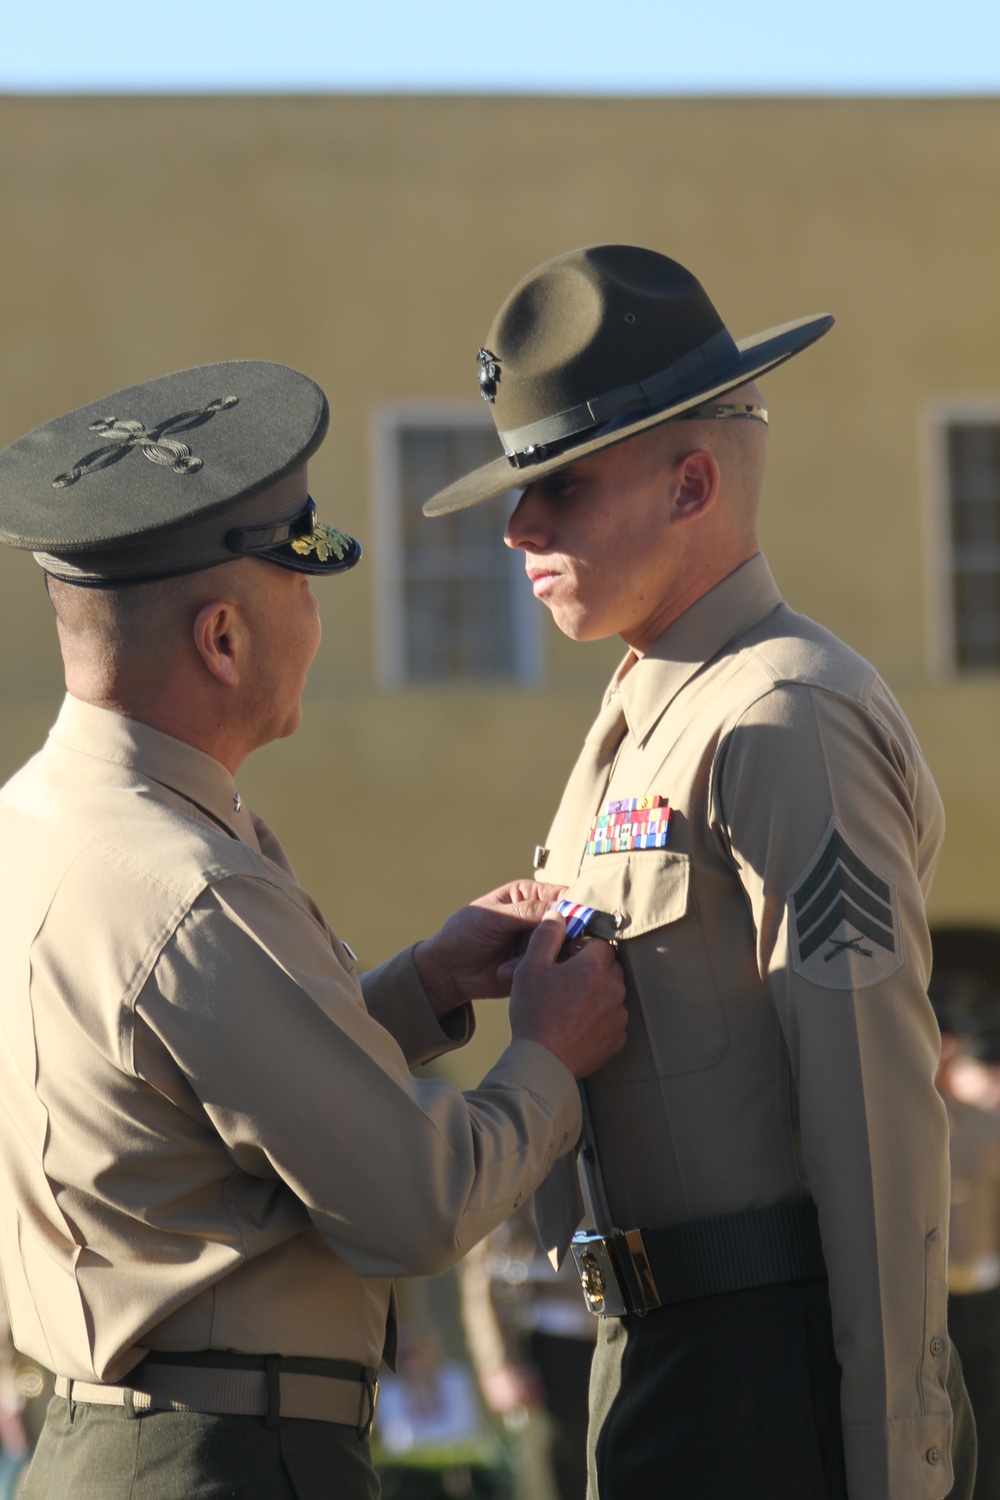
[422, 243, 976, 1500]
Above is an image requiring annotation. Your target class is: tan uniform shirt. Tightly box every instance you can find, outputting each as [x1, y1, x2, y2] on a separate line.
[534, 554, 952, 1500]
[945, 1095, 1000, 1293]
[0, 697, 579, 1385]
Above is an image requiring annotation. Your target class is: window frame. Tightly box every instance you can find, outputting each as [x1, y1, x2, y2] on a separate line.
[923, 398, 1000, 678]
[370, 400, 541, 688]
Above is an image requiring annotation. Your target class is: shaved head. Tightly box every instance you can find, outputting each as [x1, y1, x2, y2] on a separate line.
[45, 555, 323, 772]
[650, 380, 768, 540]
[46, 562, 262, 703]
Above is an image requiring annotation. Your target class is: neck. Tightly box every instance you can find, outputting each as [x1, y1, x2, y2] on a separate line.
[623, 542, 760, 656]
[65, 673, 251, 776]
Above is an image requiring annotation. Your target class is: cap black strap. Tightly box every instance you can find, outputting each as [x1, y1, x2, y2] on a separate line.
[227, 499, 315, 556]
[498, 327, 740, 462]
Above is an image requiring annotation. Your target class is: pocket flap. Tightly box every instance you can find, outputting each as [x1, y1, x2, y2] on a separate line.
[565, 850, 690, 940]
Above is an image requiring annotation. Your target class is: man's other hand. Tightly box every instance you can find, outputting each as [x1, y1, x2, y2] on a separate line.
[413, 880, 566, 1020]
[509, 911, 628, 1080]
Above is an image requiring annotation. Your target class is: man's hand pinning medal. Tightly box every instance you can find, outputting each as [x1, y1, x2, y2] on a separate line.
[413, 879, 567, 1015]
[414, 881, 627, 1080]
[508, 908, 627, 1080]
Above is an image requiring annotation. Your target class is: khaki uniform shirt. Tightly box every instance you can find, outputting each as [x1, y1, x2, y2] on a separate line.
[534, 555, 951, 1500]
[945, 1095, 1000, 1293]
[0, 697, 579, 1385]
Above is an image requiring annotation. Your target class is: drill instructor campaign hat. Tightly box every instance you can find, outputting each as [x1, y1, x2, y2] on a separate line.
[423, 244, 834, 517]
[0, 360, 361, 584]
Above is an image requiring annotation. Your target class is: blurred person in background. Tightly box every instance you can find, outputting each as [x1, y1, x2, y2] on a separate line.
[460, 1204, 594, 1500]
[932, 929, 1000, 1500]
[0, 1290, 50, 1500]
[375, 1321, 512, 1500]
[950, 1022, 1000, 1115]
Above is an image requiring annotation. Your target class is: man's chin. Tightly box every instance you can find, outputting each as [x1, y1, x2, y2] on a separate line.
[548, 606, 620, 645]
[268, 704, 304, 744]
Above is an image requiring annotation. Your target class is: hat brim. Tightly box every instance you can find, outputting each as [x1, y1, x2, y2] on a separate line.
[423, 313, 833, 516]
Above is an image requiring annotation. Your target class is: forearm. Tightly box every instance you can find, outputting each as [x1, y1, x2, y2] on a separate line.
[362, 944, 474, 1067]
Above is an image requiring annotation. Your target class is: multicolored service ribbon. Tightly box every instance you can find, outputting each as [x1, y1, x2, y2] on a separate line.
[586, 795, 671, 856]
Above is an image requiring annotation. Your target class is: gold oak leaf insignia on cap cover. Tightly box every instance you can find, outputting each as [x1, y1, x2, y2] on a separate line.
[290, 521, 352, 564]
[52, 396, 240, 490]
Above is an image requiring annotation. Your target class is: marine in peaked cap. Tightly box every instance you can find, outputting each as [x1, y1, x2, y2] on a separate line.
[0, 361, 628, 1499]
[427, 246, 976, 1500]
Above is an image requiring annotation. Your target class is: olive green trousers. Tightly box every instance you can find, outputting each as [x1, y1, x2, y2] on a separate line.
[20, 1396, 379, 1500]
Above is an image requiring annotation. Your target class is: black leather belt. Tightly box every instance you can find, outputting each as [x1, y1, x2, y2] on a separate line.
[571, 1200, 826, 1317]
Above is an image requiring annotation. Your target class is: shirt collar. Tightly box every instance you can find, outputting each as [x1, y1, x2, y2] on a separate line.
[616, 553, 783, 746]
[48, 695, 260, 848]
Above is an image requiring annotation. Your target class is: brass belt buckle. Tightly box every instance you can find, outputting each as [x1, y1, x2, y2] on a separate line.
[571, 1231, 629, 1317]
[571, 1228, 662, 1318]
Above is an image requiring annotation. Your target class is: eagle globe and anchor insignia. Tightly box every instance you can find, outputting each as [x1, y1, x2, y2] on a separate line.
[476, 348, 501, 403]
[578, 1251, 607, 1313]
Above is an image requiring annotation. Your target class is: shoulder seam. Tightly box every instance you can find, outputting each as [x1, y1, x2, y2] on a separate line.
[729, 649, 878, 724]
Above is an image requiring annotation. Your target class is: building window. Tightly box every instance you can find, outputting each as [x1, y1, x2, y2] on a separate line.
[372, 404, 541, 686]
[947, 422, 1000, 669]
[927, 406, 1000, 674]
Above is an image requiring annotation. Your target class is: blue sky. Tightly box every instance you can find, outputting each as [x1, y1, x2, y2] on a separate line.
[4, 0, 999, 94]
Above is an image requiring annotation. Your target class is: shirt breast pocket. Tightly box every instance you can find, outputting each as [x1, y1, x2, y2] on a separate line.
[566, 849, 729, 1078]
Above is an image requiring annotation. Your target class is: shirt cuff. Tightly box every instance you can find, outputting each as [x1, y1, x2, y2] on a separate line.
[361, 944, 476, 1068]
[843, 1414, 954, 1500]
[482, 1038, 582, 1167]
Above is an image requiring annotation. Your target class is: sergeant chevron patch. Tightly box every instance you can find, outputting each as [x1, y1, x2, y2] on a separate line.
[788, 819, 902, 990]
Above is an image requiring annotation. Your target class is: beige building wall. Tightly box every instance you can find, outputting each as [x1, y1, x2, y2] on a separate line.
[0, 95, 997, 1083]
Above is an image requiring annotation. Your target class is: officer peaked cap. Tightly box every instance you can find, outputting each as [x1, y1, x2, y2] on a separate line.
[0, 360, 361, 584]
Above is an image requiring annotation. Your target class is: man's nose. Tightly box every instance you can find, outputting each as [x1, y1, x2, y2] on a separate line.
[504, 486, 548, 551]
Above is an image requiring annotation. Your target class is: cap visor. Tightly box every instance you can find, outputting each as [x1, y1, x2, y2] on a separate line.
[264, 533, 363, 575]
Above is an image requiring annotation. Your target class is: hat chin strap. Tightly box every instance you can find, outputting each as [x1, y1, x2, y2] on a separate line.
[677, 402, 768, 425]
[226, 498, 316, 556]
[497, 327, 740, 464]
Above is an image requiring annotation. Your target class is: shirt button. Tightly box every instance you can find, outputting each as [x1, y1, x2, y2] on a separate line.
[930, 1336, 944, 1356]
[926, 1448, 941, 1465]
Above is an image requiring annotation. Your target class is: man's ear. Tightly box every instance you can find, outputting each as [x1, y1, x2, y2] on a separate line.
[193, 599, 245, 687]
[671, 450, 720, 523]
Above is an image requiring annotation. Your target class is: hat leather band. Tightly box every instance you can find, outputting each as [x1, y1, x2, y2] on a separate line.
[226, 499, 315, 556]
[499, 327, 741, 467]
